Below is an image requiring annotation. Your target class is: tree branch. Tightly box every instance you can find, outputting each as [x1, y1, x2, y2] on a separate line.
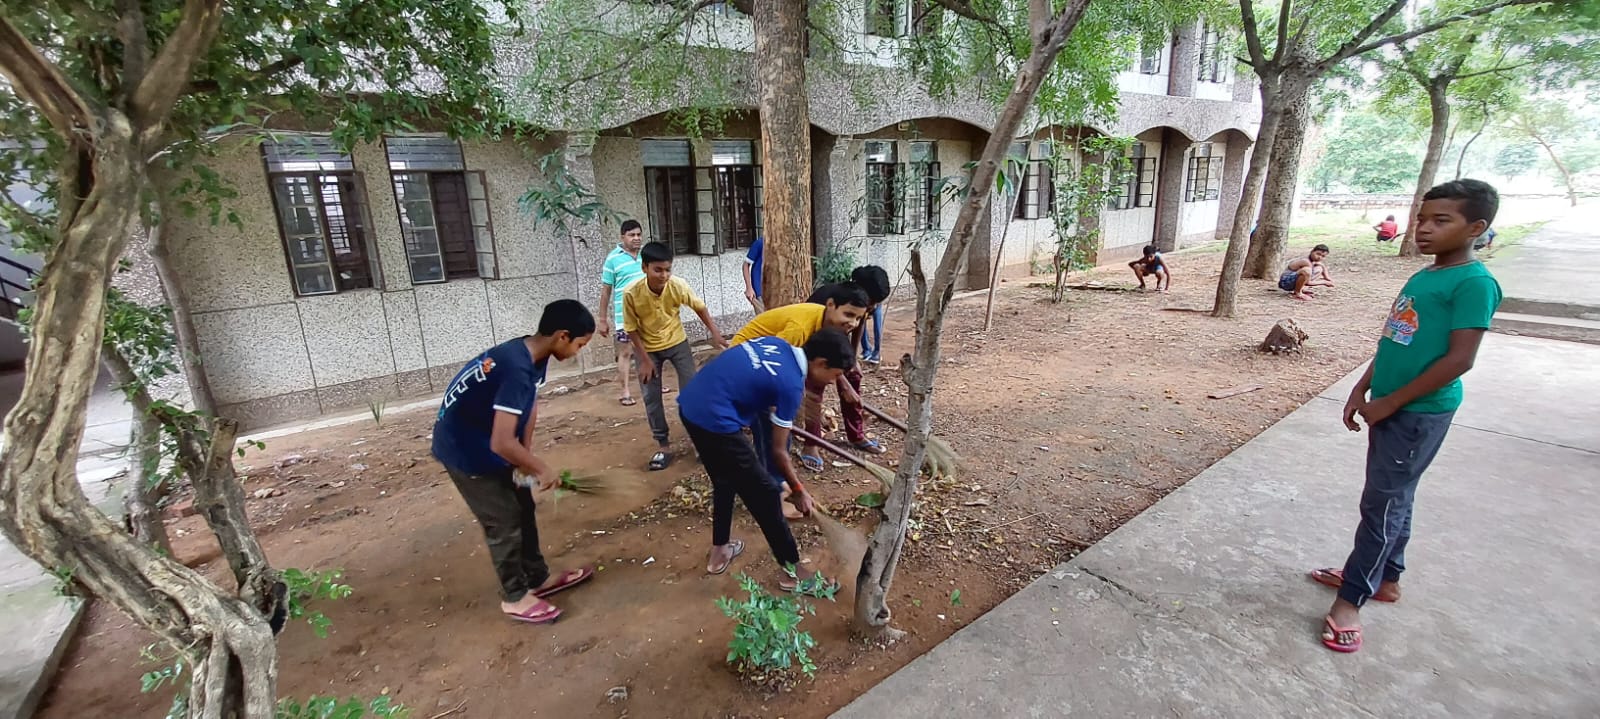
[1273, 0, 1293, 63]
[557, 0, 722, 90]
[117, 0, 150, 94]
[1454, 59, 1534, 79]
[932, 0, 998, 26]
[186, 55, 306, 94]
[1239, 0, 1268, 68]
[1330, 0, 1543, 70]
[0, 16, 95, 137]
[1321, 0, 1409, 68]
[128, 0, 225, 130]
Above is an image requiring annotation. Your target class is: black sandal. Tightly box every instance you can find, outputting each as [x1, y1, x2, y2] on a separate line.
[649, 451, 672, 471]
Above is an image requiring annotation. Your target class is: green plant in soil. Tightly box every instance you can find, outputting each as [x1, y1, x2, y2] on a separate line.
[715, 573, 822, 682]
[281, 568, 353, 639]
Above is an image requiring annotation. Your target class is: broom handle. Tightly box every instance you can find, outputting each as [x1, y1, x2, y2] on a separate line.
[861, 402, 910, 434]
[788, 425, 875, 471]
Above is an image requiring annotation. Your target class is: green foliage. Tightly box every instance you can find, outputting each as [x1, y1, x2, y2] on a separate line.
[48, 564, 78, 598]
[281, 568, 354, 639]
[714, 573, 820, 680]
[1309, 109, 1423, 192]
[518, 151, 623, 245]
[275, 696, 407, 719]
[949, 589, 963, 607]
[1494, 143, 1539, 180]
[788, 566, 840, 601]
[813, 243, 858, 286]
[367, 398, 387, 426]
[1040, 134, 1134, 301]
[854, 492, 887, 508]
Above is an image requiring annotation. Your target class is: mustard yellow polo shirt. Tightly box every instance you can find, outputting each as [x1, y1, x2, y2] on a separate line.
[622, 276, 707, 352]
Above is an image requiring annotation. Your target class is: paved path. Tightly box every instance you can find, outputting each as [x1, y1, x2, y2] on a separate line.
[835, 334, 1600, 719]
[1491, 203, 1600, 318]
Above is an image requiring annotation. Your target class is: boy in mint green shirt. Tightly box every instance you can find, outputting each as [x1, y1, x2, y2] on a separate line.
[1310, 179, 1503, 654]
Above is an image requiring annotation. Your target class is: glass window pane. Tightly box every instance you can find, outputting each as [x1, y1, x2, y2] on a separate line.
[392, 173, 431, 203]
[641, 139, 692, 167]
[909, 141, 937, 163]
[282, 205, 320, 236]
[865, 140, 895, 163]
[293, 265, 336, 295]
[477, 251, 497, 279]
[406, 228, 441, 256]
[401, 200, 435, 228]
[385, 135, 465, 171]
[711, 140, 755, 166]
[289, 236, 328, 264]
[263, 135, 353, 172]
[410, 255, 445, 283]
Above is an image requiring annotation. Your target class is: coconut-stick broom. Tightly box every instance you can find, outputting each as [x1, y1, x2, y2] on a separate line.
[861, 403, 964, 478]
[788, 425, 896, 493]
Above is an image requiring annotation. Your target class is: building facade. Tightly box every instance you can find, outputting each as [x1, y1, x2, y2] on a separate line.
[145, 8, 1259, 429]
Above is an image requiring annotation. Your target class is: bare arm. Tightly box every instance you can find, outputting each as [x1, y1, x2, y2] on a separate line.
[1376, 329, 1485, 409]
[597, 285, 613, 334]
[694, 306, 729, 349]
[1342, 361, 1377, 431]
[743, 262, 756, 296]
[768, 423, 813, 516]
[490, 411, 556, 488]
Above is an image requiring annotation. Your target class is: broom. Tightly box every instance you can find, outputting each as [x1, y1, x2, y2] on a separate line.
[789, 425, 897, 493]
[861, 403, 964, 478]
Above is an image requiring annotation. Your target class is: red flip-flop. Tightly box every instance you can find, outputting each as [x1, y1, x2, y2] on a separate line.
[533, 567, 594, 599]
[1321, 616, 1362, 653]
[507, 598, 561, 625]
[1309, 568, 1397, 603]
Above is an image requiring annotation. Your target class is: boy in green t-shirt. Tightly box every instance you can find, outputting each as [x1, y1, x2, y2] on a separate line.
[1310, 179, 1503, 653]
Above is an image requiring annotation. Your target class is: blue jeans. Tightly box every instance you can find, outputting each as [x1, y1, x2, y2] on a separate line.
[860, 305, 884, 360]
[1337, 409, 1455, 607]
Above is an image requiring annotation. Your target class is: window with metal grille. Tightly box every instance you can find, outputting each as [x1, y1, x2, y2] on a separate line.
[905, 141, 941, 231]
[866, 0, 899, 38]
[1185, 143, 1224, 202]
[643, 139, 763, 256]
[1015, 141, 1055, 220]
[709, 140, 763, 251]
[865, 141, 900, 236]
[262, 137, 379, 297]
[912, 0, 943, 36]
[1139, 37, 1163, 74]
[642, 139, 698, 255]
[385, 136, 497, 284]
[1198, 25, 1227, 83]
[1108, 143, 1157, 211]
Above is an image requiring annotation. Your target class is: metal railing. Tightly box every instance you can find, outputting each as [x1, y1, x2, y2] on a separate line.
[1, 255, 37, 322]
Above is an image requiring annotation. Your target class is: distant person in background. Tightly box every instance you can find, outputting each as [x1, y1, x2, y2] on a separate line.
[1279, 244, 1336, 301]
[742, 236, 765, 313]
[1129, 244, 1171, 292]
[1472, 226, 1497, 251]
[1374, 215, 1399, 243]
[598, 220, 646, 406]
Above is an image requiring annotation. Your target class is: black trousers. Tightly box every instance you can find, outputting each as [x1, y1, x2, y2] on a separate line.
[444, 465, 550, 602]
[681, 416, 801, 569]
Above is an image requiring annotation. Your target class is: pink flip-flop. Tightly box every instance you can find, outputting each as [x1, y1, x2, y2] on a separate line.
[507, 598, 561, 625]
[1321, 616, 1362, 653]
[533, 567, 595, 599]
[1309, 568, 1398, 603]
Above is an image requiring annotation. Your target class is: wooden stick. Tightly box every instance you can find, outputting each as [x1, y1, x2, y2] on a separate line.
[789, 425, 873, 469]
[860, 402, 909, 433]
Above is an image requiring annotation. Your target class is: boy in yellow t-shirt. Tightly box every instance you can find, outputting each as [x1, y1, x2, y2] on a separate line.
[731, 282, 871, 347]
[623, 241, 729, 470]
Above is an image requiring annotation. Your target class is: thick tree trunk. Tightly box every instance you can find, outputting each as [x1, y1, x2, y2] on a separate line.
[1244, 87, 1312, 278]
[105, 350, 173, 554]
[1214, 75, 1284, 317]
[854, 0, 1091, 639]
[0, 120, 278, 719]
[1400, 82, 1452, 256]
[146, 215, 218, 415]
[752, 0, 813, 307]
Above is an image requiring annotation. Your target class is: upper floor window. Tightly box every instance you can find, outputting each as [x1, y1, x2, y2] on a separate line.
[1138, 37, 1164, 74]
[262, 137, 378, 297]
[385, 136, 498, 284]
[867, 0, 940, 39]
[642, 139, 764, 255]
[1109, 143, 1157, 211]
[905, 141, 941, 232]
[1198, 26, 1228, 83]
[1185, 143, 1223, 202]
[864, 140, 900, 236]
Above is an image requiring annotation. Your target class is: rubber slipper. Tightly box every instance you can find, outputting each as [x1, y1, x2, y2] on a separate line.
[533, 566, 594, 599]
[800, 455, 825, 472]
[1321, 616, 1361, 653]
[619, 397, 637, 406]
[852, 439, 888, 455]
[507, 598, 562, 625]
[1309, 568, 1398, 603]
[707, 539, 745, 575]
[649, 451, 672, 471]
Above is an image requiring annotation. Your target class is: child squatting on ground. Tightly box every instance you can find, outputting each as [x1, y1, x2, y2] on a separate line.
[1310, 179, 1503, 653]
[1129, 245, 1171, 292]
[623, 241, 730, 471]
[1278, 244, 1335, 300]
[677, 328, 857, 590]
[431, 299, 599, 625]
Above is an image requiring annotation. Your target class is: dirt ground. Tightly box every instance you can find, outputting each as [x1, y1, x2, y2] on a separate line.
[40, 236, 1431, 719]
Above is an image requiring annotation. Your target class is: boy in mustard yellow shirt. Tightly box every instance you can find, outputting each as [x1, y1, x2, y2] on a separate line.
[730, 283, 870, 347]
[623, 242, 729, 470]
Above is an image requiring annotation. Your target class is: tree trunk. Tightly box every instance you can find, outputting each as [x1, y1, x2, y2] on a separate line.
[1400, 79, 1453, 257]
[752, 0, 813, 308]
[105, 350, 173, 554]
[854, 0, 1091, 639]
[1455, 109, 1489, 181]
[1529, 133, 1579, 207]
[145, 214, 218, 415]
[1213, 74, 1284, 317]
[0, 119, 279, 719]
[1243, 86, 1312, 278]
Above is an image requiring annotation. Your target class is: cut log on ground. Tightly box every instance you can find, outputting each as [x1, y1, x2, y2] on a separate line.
[1259, 319, 1309, 354]
[1208, 384, 1265, 399]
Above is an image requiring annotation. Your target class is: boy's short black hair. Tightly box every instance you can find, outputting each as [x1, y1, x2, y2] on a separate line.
[849, 265, 892, 304]
[620, 219, 642, 235]
[822, 281, 871, 309]
[1312, 244, 1331, 254]
[1142, 244, 1157, 256]
[803, 328, 856, 371]
[538, 299, 596, 338]
[1423, 179, 1499, 225]
[640, 241, 673, 266]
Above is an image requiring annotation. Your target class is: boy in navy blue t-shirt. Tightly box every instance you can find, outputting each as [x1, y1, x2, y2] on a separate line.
[677, 328, 855, 590]
[433, 299, 596, 625]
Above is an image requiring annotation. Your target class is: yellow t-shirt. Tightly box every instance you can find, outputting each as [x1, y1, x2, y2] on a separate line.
[731, 303, 825, 347]
[622, 276, 707, 352]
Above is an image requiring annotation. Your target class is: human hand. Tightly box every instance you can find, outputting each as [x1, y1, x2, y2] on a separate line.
[599, 319, 611, 337]
[788, 488, 816, 518]
[1343, 395, 1365, 432]
[745, 288, 758, 303]
[1358, 396, 1399, 427]
[638, 359, 657, 385]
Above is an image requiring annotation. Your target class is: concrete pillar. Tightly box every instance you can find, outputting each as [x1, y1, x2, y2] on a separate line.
[1167, 22, 1201, 98]
[1153, 129, 1192, 252]
[962, 129, 994, 290]
[1077, 148, 1107, 266]
[810, 127, 839, 258]
[559, 133, 612, 375]
[1215, 132, 1253, 241]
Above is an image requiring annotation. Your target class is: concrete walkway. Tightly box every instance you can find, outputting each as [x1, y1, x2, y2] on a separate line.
[835, 333, 1600, 719]
[1489, 204, 1600, 345]
[0, 370, 130, 719]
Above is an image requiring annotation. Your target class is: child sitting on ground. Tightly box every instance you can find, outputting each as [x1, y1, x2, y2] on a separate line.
[431, 299, 597, 626]
[1278, 244, 1335, 300]
[622, 241, 729, 471]
[1374, 215, 1399, 243]
[1128, 245, 1171, 292]
[677, 329, 856, 592]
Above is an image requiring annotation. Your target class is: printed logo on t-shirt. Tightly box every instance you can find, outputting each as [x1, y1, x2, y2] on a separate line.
[1383, 295, 1419, 346]
[741, 340, 787, 376]
[439, 356, 496, 416]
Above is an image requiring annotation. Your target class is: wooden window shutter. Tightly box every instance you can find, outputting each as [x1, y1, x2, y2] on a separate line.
[465, 171, 498, 279]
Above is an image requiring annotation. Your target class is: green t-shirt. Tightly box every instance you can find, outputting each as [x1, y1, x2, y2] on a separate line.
[1371, 261, 1502, 413]
[601, 245, 645, 327]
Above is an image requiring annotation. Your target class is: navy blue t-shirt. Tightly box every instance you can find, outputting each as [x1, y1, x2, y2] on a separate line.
[431, 337, 547, 475]
[678, 336, 805, 434]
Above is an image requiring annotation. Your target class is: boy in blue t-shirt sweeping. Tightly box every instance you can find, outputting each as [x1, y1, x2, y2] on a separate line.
[677, 328, 856, 590]
[432, 299, 597, 626]
[1311, 180, 1503, 653]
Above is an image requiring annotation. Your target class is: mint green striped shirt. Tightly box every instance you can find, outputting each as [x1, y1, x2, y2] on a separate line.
[601, 245, 645, 326]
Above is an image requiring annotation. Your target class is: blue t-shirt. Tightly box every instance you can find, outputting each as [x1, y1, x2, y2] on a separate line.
[432, 338, 548, 475]
[678, 336, 805, 434]
[745, 237, 764, 299]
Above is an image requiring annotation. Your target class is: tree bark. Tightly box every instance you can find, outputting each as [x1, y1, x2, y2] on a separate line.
[1528, 133, 1579, 207]
[1400, 79, 1452, 256]
[1244, 86, 1312, 278]
[1455, 108, 1489, 180]
[854, 0, 1091, 639]
[752, 0, 813, 308]
[105, 349, 173, 554]
[1214, 75, 1284, 317]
